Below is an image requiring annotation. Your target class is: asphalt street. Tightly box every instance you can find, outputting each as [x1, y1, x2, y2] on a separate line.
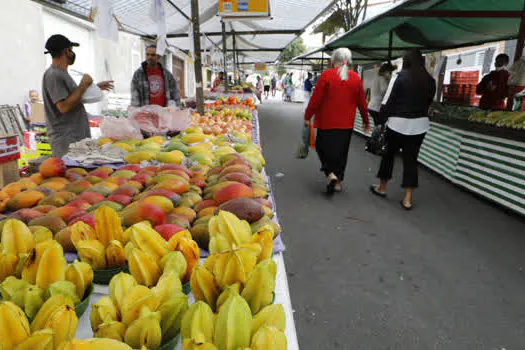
[257, 100, 525, 350]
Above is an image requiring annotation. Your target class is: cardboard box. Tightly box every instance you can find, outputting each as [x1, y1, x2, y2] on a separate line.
[0, 160, 20, 187]
[30, 103, 45, 123]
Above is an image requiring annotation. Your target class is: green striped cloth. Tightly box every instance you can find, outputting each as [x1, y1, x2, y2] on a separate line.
[354, 118, 525, 216]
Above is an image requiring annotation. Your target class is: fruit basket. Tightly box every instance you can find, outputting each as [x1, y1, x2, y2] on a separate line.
[160, 335, 180, 350]
[93, 265, 129, 285]
[74, 283, 94, 318]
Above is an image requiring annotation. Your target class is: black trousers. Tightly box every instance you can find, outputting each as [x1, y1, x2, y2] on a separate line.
[315, 129, 353, 182]
[377, 128, 426, 188]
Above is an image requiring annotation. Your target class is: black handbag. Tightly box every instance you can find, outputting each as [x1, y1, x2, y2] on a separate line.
[365, 124, 388, 156]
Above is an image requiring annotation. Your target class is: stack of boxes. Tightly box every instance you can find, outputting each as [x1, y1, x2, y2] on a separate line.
[443, 71, 480, 106]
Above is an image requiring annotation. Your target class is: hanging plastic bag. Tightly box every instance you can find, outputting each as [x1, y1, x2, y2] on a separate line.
[296, 123, 315, 159]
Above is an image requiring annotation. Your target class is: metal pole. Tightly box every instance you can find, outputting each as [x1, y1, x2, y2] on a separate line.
[233, 33, 237, 84]
[191, 0, 204, 114]
[321, 51, 325, 71]
[222, 21, 229, 92]
[514, 2, 525, 63]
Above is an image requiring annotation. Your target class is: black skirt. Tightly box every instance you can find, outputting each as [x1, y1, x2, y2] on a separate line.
[315, 129, 353, 181]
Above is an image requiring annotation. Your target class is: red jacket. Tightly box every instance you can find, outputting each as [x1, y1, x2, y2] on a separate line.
[305, 68, 369, 130]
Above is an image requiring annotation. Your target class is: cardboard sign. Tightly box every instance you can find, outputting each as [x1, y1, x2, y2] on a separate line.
[219, 0, 269, 17]
[30, 103, 45, 123]
[0, 135, 20, 164]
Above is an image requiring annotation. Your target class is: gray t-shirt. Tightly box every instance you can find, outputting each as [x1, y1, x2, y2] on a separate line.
[42, 65, 91, 157]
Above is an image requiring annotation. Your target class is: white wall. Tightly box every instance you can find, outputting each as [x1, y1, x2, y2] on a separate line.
[0, 0, 47, 106]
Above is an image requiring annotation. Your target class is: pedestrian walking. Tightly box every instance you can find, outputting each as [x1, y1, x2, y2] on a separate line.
[368, 63, 396, 126]
[263, 74, 271, 99]
[271, 75, 277, 96]
[304, 48, 370, 194]
[370, 50, 436, 210]
[255, 76, 263, 103]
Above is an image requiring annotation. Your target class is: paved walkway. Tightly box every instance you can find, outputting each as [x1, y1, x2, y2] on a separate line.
[258, 101, 525, 350]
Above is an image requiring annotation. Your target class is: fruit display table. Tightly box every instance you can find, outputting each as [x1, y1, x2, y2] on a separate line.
[72, 110, 300, 348]
[353, 116, 525, 217]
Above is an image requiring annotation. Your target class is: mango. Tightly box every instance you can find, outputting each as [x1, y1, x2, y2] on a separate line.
[48, 206, 79, 222]
[104, 177, 128, 186]
[218, 197, 264, 223]
[180, 192, 202, 208]
[112, 185, 140, 197]
[64, 180, 92, 194]
[7, 190, 45, 210]
[213, 183, 254, 204]
[18, 178, 38, 190]
[159, 164, 191, 176]
[111, 170, 137, 179]
[84, 185, 112, 197]
[141, 196, 174, 214]
[190, 222, 210, 249]
[156, 150, 184, 164]
[172, 207, 196, 223]
[158, 169, 191, 181]
[87, 201, 124, 213]
[121, 203, 166, 227]
[40, 181, 67, 191]
[181, 133, 207, 144]
[165, 213, 190, 229]
[98, 137, 114, 146]
[107, 194, 133, 206]
[146, 174, 188, 188]
[97, 181, 119, 192]
[29, 173, 44, 185]
[120, 165, 141, 172]
[84, 175, 104, 185]
[194, 200, 217, 213]
[28, 215, 67, 234]
[66, 167, 88, 177]
[39, 157, 66, 178]
[67, 199, 92, 211]
[163, 142, 189, 155]
[154, 179, 189, 195]
[130, 173, 151, 186]
[2, 182, 24, 198]
[94, 166, 114, 175]
[219, 172, 252, 187]
[77, 192, 105, 205]
[87, 170, 109, 179]
[9, 208, 44, 224]
[55, 226, 75, 252]
[33, 205, 57, 214]
[124, 151, 156, 164]
[197, 206, 217, 218]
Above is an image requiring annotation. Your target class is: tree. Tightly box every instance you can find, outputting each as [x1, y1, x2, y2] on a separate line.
[276, 38, 307, 75]
[314, 0, 369, 37]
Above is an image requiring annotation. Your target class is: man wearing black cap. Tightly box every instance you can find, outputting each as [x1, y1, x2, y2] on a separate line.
[42, 34, 113, 158]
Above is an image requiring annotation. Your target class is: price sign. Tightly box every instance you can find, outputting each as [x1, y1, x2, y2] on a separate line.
[219, 0, 269, 17]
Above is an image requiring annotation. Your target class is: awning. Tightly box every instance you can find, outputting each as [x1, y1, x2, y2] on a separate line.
[36, 0, 337, 63]
[324, 0, 525, 61]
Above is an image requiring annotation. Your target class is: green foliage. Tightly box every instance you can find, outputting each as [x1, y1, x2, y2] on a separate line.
[277, 38, 307, 75]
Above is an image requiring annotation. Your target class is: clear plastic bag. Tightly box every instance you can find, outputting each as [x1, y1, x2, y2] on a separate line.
[100, 116, 143, 140]
[128, 105, 191, 133]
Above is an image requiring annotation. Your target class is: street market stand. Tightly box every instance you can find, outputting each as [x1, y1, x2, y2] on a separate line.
[353, 116, 525, 216]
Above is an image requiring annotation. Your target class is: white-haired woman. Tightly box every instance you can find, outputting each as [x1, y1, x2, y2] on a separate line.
[304, 48, 370, 194]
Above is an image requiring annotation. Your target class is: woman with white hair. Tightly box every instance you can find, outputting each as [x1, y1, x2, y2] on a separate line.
[304, 48, 370, 194]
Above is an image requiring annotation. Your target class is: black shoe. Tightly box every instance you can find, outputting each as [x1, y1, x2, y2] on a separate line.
[369, 185, 386, 198]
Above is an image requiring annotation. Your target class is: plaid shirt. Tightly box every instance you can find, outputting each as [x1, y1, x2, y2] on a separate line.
[131, 62, 180, 107]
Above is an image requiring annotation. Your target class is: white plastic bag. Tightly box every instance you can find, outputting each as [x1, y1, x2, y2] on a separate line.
[161, 107, 191, 132]
[100, 116, 143, 140]
[129, 105, 191, 133]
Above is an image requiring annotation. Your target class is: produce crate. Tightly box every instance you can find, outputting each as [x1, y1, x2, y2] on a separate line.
[36, 142, 52, 156]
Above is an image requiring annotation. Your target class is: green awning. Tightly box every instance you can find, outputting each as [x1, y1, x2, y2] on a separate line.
[325, 0, 525, 61]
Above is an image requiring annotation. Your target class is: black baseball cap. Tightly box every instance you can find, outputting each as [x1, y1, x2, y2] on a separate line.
[44, 34, 79, 55]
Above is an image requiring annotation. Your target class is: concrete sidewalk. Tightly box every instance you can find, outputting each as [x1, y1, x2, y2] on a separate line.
[258, 102, 525, 350]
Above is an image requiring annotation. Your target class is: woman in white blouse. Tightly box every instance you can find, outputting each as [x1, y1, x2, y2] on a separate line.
[370, 50, 436, 210]
[368, 63, 396, 126]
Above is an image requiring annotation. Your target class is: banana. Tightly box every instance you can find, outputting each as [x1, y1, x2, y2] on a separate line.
[57, 338, 133, 349]
[90, 296, 118, 331]
[250, 325, 287, 350]
[182, 338, 218, 350]
[1, 219, 35, 255]
[0, 301, 31, 348]
[45, 281, 80, 304]
[106, 240, 127, 268]
[121, 285, 158, 325]
[249, 229, 274, 262]
[70, 221, 97, 248]
[190, 265, 220, 310]
[109, 272, 137, 313]
[65, 260, 94, 300]
[252, 304, 286, 335]
[215, 283, 241, 312]
[43, 304, 78, 345]
[15, 328, 54, 350]
[94, 205, 124, 246]
[160, 251, 187, 281]
[0, 276, 30, 308]
[21, 240, 55, 284]
[214, 293, 252, 350]
[124, 307, 163, 349]
[128, 248, 161, 287]
[76, 240, 107, 270]
[130, 222, 169, 263]
[31, 295, 75, 332]
[35, 241, 67, 290]
[212, 248, 257, 289]
[94, 320, 127, 342]
[170, 237, 200, 283]
[241, 259, 277, 315]
[180, 301, 215, 344]
[158, 293, 189, 342]
[152, 270, 182, 305]
[0, 251, 18, 282]
[23, 285, 45, 319]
